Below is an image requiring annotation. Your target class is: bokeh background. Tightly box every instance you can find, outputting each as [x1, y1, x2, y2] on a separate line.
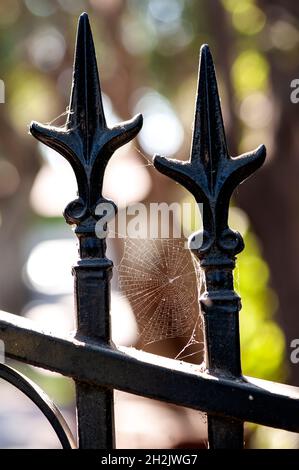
[0, 0, 299, 449]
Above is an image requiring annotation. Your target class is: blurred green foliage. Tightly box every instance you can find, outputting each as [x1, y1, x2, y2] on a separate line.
[238, 232, 286, 382]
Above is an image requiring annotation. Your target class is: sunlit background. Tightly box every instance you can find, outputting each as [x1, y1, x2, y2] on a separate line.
[0, 0, 299, 448]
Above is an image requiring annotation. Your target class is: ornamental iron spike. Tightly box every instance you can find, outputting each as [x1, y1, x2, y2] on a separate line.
[153, 44, 266, 262]
[30, 12, 143, 236]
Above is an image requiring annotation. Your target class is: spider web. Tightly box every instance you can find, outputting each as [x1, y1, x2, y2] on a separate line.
[117, 238, 203, 352]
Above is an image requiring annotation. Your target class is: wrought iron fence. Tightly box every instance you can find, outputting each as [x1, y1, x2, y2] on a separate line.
[0, 12, 299, 449]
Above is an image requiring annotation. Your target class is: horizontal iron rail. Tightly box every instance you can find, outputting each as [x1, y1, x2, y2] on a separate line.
[1, 309, 299, 433]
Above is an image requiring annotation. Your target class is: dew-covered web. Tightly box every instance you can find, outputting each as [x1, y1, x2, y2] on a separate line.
[117, 238, 204, 359]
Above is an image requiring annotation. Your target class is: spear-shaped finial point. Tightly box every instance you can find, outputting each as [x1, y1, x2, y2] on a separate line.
[29, 13, 143, 228]
[153, 44, 266, 259]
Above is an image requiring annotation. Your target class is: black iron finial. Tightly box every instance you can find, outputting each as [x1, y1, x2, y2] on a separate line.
[30, 13, 142, 251]
[154, 44, 266, 262]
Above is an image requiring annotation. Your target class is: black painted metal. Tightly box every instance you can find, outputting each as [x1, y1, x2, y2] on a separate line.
[153, 45, 266, 448]
[0, 11, 298, 450]
[30, 13, 142, 449]
[0, 364, 75, 448]
[2, 310, 299, 433]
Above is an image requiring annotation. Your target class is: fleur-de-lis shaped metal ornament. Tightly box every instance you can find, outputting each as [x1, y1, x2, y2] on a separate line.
[154, 45, 266, 264]
[30, 12, 142, 259]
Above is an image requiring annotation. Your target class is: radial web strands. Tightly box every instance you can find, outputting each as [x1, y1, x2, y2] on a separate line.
[117, 238, 203, 349]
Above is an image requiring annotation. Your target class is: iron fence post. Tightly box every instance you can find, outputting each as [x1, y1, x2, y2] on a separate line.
[153, 44, 266, 448]
[73, 245, 115, 448]
[198, 250, 244, 447]
[29, 12, 142, 448]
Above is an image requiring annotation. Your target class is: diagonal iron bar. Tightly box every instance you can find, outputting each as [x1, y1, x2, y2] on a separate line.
[1, 310, 299, 434]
